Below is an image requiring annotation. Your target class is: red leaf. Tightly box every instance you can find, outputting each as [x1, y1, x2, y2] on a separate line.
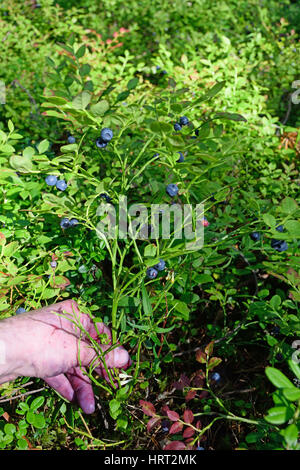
[166, 409, 180, 422]
[147, 417, 161, 433]
[208, 357, 222, 371]
[196, 420, 202, 429]
[185, 389, 196, 402]
[169, 421, 183, 435]
[204, 340, 214, 356]
[161, 405, 170, 416]
[164, 441, 186, 450]
[139, 400, 156, 417]
[183, 409, 194, 424]
[195, 350, 207, 364]
[183, 426, 195, 438]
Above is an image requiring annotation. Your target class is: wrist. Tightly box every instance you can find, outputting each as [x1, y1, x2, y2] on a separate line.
[0, 316, 23, 384]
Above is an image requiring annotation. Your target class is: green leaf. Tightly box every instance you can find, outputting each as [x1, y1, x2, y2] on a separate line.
[280, 197, 298, 215]
[283, 388, 300, 401]
[4, 423, 16, 435]
[265, 367, 294, 389]
[173, 301, 189, 320]
[3, 241, 19, 257]
[79, 64, 91, 77]
[142, 284, 153, 316]
[214, 112, 247, 122]
[109, 399, 121, 419]
[43, 96, 68, 106]
[285, 220, 300, 238]
[195, 81, 226, 104]
[38, 140, 49, 154]
[283, 424, 298, 447]
[10, 155, 34, 172]
[32, 413, 46, 429]
[265, 406, 293, 424]
[144, 244, 157, 257]
[30, 396, 45, 411]
[127, 77, 139, 90]
[288, 359, 300, 381]
[90, 100, 109, 116]
[72, 91, 91, 109]
[17, 438, 28, 450]
[263, 214, 276, 227]
[8, 120, 14, 132]
[76, 44, 86, 59]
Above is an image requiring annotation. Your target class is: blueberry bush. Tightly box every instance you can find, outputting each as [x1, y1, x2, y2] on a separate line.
[0, 0, 299, 451]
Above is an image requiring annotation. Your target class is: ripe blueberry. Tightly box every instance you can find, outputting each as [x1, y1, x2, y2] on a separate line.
[96, 138, 108, 148]
[154, 259, 166, 271]
[197, 447, 205, 451]
[276, 225, 284, 233]
[271, 239, 288, 252]
[177, 152, 184, 163]
[68, 136, 76, 144]
[146, 267, 158, 279]
[56, 179, 67, 191]
[50, 261, 57, 268]
[69, 218, 79, 227]
[16, 307, 27, 315]
[179, 116, 189, 126]
[60, 218, 70, 229]
[100, 128, 113, 143]
[45, 175, 57, 186]
[100, 193, 112, 203]
[250, 232, 260, 241]
[153, 153, 159, 158]
[174, 123, 182, 132]
[211, 372, 221, 382]
[166, 184, 178, 197]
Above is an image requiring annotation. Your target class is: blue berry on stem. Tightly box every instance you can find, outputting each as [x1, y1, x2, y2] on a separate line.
[174, 123, 182, 132]
[146, 267, 158, 280]
[68, 136, 76, 144]
[50, 261, 57, 268]
[69, 218, 79, 227]
[16, 307, 27, 315]
[166, 184, 178, 197]
[211, 372, 221, 382]
[177, 152, 184, 163]
[179, 116, 189, 126]
[60, 218, 70, 229]
[100, 128, 113, 143]
[271, 239, 288, 252]
[154, 259, 166, 271]
[276, 225, 284, 233]
[250, 232, 260, 241]
[45, 175, 57, 186]
[96, 138, 107, 149]
[56, 179, 67, 191]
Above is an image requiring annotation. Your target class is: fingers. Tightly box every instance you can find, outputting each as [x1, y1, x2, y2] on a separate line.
[44, 374, 75, 403]
[92, 343, 131, 370]
[66, 367, 95, 414]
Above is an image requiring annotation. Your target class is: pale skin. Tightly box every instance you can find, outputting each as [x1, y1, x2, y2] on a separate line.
[0, 300, 131, 414]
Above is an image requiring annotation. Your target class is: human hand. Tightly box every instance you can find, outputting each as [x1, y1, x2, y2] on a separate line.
[0, 300, 131, 413]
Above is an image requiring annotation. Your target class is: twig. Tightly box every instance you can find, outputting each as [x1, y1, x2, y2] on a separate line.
[0, 386, 46, 404]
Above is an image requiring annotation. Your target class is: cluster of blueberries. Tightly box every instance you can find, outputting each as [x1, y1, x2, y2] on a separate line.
[174, 116, 189, 132]
[250, 224, 288, 252]
[60, 218, 79, 229]
[96, 128, 113, 149]
[45, 175, 67, 191]
[146, 259, 166, 279]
